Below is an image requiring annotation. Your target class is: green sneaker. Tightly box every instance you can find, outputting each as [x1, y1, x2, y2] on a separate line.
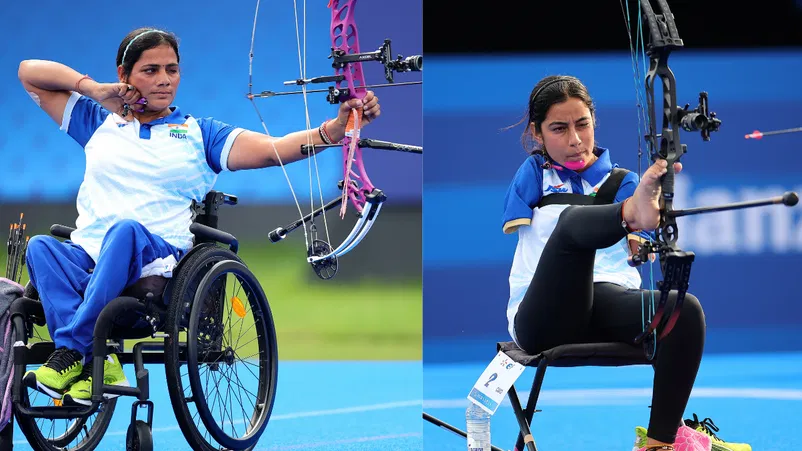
[23, 348, 84, 399]
[684, 413, 752, 451]
[63, 354, 130, 406]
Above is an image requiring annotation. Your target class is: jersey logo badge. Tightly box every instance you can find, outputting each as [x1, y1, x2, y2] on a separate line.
[545, 183, 568, 193]
[168, 123, 188, 140]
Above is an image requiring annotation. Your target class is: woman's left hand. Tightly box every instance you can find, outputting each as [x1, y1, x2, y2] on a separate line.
[334, 90, 381, 129]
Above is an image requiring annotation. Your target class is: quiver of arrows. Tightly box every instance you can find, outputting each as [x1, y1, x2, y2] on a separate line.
[5, 213, 29, 284]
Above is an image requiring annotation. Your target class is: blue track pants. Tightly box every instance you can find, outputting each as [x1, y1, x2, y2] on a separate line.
[25, 219, 183, 356]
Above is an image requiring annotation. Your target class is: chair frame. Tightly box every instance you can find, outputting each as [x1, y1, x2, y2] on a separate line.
[422, 340, 653, 451]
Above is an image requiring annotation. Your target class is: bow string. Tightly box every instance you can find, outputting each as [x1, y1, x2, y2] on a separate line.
[247, 0, 422, 280]
[621, 0, 798, 359]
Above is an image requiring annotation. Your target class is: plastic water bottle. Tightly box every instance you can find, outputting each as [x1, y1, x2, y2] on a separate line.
[466, 400, 491, 450]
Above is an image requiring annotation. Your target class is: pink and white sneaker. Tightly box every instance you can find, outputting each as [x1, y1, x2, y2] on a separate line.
[635, 425, 712, 451]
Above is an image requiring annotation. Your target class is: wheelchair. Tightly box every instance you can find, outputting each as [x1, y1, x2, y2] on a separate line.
[4, 190, 279, 451]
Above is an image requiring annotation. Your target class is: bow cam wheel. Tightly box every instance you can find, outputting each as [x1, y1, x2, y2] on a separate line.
[307, 239, 338, 279]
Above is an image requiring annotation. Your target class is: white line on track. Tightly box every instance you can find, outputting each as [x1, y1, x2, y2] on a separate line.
[12, 400, 423, 445]
[423, 387, 802, 408]
[262, 432, 422, 450]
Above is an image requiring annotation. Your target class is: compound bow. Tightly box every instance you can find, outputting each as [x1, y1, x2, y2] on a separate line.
[621, 0, 799, 359]
[247, 0, 422, 280]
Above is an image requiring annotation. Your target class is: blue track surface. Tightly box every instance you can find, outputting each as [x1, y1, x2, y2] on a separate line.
[424, 352, 802, 450]
[12, 361, 422, 450]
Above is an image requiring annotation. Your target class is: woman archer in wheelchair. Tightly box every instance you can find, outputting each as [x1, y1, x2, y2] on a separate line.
[501, 76, 750, 451]
[16, 26, 381, 408]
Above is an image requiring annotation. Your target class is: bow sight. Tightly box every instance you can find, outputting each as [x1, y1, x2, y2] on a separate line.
[255, 39, 423, 102]
[678, 92, 720, 140]
[326, 39, 423, 104]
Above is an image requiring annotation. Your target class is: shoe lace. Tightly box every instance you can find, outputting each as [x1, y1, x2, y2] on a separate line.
[685, 413, 723, 442]
[44, 348, 82, 374]
[77, 359, 94, 381]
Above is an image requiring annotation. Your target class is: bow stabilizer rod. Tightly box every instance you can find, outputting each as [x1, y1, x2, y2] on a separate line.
[301, 139, 422, 155]
[668, 191, 798, 218]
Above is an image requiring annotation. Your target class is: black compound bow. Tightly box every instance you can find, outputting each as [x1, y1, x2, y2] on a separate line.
[622, 0, 799, 359]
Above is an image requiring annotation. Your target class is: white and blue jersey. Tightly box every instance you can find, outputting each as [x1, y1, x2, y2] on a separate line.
[60, 92, 244, 270]
[501, 147, 652, 344]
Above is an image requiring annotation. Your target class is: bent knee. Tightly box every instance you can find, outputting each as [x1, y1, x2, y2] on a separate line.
[109, 219, 142, 231]
[678, 292, 706, 330]
[25, 235, 59, 259]
[106, 219, 146, 237]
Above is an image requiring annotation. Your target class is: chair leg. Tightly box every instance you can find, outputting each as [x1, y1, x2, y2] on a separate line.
[514, 359, 549, 451]
[508, 385, 538, 451]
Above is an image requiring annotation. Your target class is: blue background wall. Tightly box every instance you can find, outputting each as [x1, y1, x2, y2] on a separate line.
[423, 51, 802, 362]
[0, 0, 422, 205]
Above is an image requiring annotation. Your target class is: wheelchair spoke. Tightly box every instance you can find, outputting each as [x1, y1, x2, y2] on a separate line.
[227, 364, 258, 420]
[227, 368, 253, 433]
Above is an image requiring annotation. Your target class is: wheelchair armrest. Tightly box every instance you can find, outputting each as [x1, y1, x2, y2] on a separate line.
[222, 193, 238, 205]
[50, 224, 76, 239]
[190, 222, 239, 253]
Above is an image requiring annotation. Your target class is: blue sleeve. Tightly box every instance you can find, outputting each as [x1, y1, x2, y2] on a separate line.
[502, 157, 543, 234]
[196, 117, 245, 173]
[614, 170, 655, 241]
[63, 94, 109, 148]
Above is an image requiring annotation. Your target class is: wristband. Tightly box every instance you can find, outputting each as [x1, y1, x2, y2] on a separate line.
[74, 74, 93, 95]
[319, 121, 335, 144]
[621, 198, 640, 233]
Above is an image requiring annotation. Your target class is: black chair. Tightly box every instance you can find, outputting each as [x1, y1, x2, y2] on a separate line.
[423, 340, 653, 451]
[499, 340, 653, 451]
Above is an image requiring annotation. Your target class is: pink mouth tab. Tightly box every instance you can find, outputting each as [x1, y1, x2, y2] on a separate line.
[562, 160, 585, 170]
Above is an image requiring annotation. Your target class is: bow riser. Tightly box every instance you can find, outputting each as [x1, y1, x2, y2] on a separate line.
[330, 0, 367, 103]
[651, 56, 682, 249]
[330, 0, 376, 217]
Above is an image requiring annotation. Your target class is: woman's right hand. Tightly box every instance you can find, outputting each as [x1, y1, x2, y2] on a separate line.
[85, 82, 146, 119]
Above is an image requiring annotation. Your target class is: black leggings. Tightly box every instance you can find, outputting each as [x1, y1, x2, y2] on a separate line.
[513, 202, 706, 444]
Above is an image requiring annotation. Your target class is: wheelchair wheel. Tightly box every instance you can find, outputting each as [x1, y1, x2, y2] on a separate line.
[187, 260, 278, 450]
[164, 245, 277, 451]
[12, 308, 117, 451]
